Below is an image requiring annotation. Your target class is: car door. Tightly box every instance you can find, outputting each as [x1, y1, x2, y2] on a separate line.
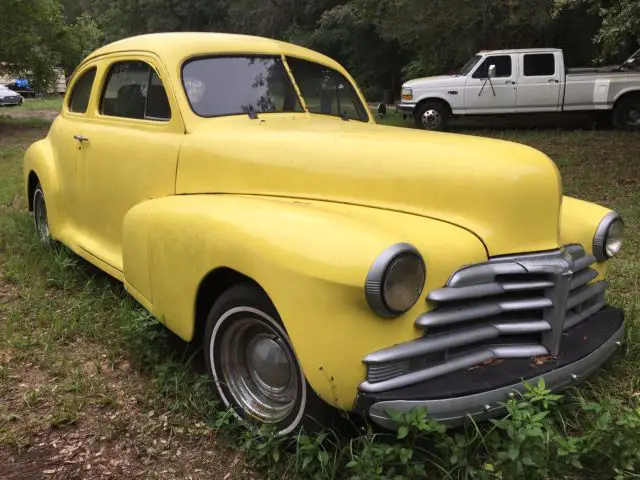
[77, 55, 183, 272]
[464, 54, 517, 113]
[47, 65, 97, 243]
[515, 52, 562, 112]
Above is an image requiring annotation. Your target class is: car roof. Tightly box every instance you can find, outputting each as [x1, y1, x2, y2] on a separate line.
[477, 48, 562, 55]
[83, 32, 342, 70]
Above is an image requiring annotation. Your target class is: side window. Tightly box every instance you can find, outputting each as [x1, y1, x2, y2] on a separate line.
[68, 67, 96, 113]
[100, 60, 171, 121]
[523, 54, 555, 76]
[472, 56, 512, 79]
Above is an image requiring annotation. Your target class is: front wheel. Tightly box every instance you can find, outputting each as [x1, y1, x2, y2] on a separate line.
[414, 101, 449, 131]
[612, 94, 640, 130]
[32, 183, 50, 243]
[205, 284, 333, 435]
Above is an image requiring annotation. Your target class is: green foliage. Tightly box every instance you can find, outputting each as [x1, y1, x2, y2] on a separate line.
[555, 0, 640, 62]
[0, 0, 102, 89]
[0, 0, 67, 90]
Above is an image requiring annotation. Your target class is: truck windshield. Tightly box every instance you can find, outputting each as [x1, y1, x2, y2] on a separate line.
[458, 55, 482, 76]
[182, 55, 368, 121]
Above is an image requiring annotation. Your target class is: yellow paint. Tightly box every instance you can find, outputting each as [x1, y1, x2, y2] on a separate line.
[23, 33, 619, 410]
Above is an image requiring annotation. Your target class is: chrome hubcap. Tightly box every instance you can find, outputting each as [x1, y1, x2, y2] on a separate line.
[33, 190, 49, 241]
[219, 316, 298, 423]
[421, 109, 442, 129]
[626, 105, 640, 126]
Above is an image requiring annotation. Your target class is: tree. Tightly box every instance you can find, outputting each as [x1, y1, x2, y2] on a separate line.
[554, 0, 640, 62]
[58, 13, 103, 76]
[0, 0, 67, 90]
[0, 0, 102, 89]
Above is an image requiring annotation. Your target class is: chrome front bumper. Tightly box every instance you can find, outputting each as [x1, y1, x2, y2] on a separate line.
[396, 103, 416, 115]
[358, 306, 624, 429]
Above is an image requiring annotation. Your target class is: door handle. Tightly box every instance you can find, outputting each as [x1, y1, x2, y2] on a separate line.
[505, 80, 516, 85]
[548, 79, 559, 83]
[73, 134, 89, 142]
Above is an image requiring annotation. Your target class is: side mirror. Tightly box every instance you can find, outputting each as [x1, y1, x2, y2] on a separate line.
[488, 64, 497, 78]
[376, 102, 387, 117]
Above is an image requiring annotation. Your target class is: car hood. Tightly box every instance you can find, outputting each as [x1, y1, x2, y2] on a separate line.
[403, 75, 466, 89]
[176, 115, 562, 256]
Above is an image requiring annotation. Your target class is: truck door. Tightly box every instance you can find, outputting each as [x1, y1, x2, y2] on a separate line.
[464, 54, 517, 113]
[515, 52, 562, 112]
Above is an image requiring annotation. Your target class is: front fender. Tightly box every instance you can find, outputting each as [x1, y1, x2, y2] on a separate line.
[560, 195, 613, 278]
[123, 195, 487, 409]
[23, 139, 61, 235]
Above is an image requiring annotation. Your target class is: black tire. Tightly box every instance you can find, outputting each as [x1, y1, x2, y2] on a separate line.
[414, 101, 449, 131]
[612, 94, 640, 130]
[32, 183, 50, 243]
[204, 283, 335, 434]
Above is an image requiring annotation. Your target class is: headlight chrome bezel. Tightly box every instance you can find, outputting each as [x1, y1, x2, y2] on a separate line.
[365, 243, 426, 318]
[401, 87, 413, 101]
[593, 211, 624, 261]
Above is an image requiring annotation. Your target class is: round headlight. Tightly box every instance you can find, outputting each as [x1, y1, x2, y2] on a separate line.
[365, 243, 426, 318]
[593, 212, 624, 261]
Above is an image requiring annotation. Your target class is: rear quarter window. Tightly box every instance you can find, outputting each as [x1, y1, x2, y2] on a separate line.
[68, 67, 97, 113]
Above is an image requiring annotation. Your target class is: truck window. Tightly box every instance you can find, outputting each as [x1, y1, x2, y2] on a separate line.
[523, 54, 555, 76]
[472, 56, 512, 79]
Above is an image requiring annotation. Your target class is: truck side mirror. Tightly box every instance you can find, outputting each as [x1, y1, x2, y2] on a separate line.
[488, 64, 497, 78]
[376, 102, 387, 117]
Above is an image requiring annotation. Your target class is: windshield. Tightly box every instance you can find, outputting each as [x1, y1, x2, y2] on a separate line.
[182, 55, 368, 121]
[183, 56, 303, 117]
[286, 57, 368, 122]
[459, 55, 482, 76]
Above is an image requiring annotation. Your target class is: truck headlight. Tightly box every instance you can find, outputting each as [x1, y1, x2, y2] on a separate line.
[401, 87, 413, 101]
[365, 243, 426, 318]
[593, 212, 624, 261]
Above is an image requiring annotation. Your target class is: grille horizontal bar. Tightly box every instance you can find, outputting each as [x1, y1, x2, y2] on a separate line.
[428, 279, 555, 302]
[416, 297, 552, 328]
[567, 281, 607, 311]
[364, 320, 551, 365]
[361, 344, 548, 393]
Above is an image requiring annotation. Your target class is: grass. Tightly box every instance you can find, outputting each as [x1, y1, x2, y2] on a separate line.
[13, 96, 64, 112]
[0, 99, 639, 479]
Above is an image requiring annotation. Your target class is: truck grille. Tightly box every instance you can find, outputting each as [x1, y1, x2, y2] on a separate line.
[361, 244, 607, 393]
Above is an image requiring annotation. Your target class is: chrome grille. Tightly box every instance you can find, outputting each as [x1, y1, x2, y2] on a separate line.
[360, 244, 607, 393]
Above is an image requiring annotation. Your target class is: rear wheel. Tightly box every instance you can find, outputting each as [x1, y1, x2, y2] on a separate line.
[32, 183, 50, 243]
[204, 284, 334, 434]
[414, 101, 449, 131]
[612, 94, 640, 130]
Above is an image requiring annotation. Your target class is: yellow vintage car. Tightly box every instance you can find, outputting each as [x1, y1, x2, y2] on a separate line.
[24, 32, 625, 433]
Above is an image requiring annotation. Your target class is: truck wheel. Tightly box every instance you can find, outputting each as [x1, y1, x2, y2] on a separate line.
[32, 183, 50, 243]
[204, 283, 334, 435]
[612, 95, 640, 130]
[415, 101, 449, 131]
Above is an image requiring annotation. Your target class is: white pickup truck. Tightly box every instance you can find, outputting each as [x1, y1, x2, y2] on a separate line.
[397, 48, 640, 130]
